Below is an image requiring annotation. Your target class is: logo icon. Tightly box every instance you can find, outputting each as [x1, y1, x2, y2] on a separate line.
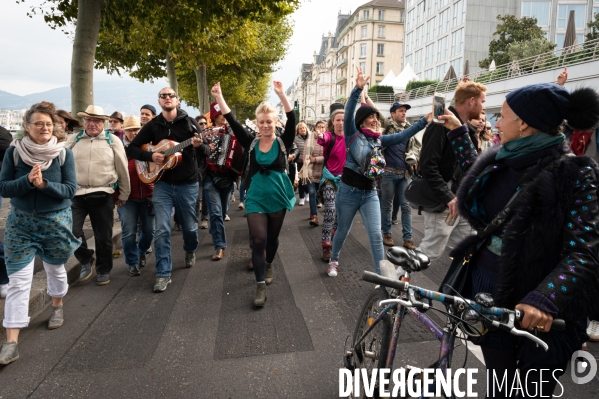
[571, 350, 597, 384]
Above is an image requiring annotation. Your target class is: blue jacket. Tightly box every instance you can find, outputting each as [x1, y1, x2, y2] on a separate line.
[0, 146, 77, 213]
[344, 86, 428, 175]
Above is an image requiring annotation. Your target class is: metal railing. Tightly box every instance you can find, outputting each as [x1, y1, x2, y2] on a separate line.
[396, 37, 599, 102]
[336, 76, 347, 84]
[369, 93, 396, 103]
[337, 58, 348, 67]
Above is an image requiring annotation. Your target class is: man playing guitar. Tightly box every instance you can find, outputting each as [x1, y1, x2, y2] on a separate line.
[126, 87, 212, 293]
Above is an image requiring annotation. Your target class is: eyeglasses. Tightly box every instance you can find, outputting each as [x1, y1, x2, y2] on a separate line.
[84, 118, 105, 124]
[159, 93, 177, 99]
[31, 122, 54, 129]
[198, 122, 207, 126]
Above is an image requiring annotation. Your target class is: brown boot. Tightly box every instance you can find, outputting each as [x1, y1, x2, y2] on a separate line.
[403, 239, 417, 250]
[212, 249, 225, 260]
[310, 214, 319, 226]
[383, 233, 395, 246]
[265, 263, 273, 285]
[254, 282, 267, 307]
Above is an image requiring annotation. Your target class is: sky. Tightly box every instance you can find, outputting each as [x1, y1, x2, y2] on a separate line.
[0, 0, 370, 104]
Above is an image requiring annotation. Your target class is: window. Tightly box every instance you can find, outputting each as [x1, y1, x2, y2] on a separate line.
[406, 32, 413, 53]
[321, 104, 325, 114]
[320, 87, 326, 97]
[557, 4, 587, 29]
[556, 33, 585, 49]
[376, 62, 384, 75]
[453, 0, 464, 27]
[360, 62, 366, 73]
[378, 25, 386, 38]
[439, 8, 450, 34]
[521, 2, 551, 26]
[440, 0, 449, 7]
[415, 49, 423, 70]
[416, 25, 423, 47]
[376, 80, 382, 85]
[364, 10, 370, 20]
[450, 57, 463, 78]
[428, 0, 437, 16]
[360, 44, 367, 57]
[451, 28, 463, 56]
[595, 7, 599, 16]
[361, 26, 368, 39]
[377, 43, 385, 56]
[437, 35, 448, 60]
[308, 85, 312, 93]
[405, 54, 413, 67]
[436, 63, 447, 80]
[417, 1, 425, 24]
[425, 43, 435, 66]
[307, 110, 312, 118]
[426, 17, 436, 42]
[424, 68, 433, 80]
[407, 10, 414, 30]
[378, 10, 385, 20]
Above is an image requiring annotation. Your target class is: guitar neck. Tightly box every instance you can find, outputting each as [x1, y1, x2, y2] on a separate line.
[163, 138, 194, 156]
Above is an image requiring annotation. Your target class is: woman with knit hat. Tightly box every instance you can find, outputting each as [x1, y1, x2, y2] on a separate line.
[444, 83, 599, 396]
[327, 67, 433, 277]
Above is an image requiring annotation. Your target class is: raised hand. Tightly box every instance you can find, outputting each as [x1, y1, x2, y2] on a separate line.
[355, 66, 370, 89]
[273, 81, 284, 96]
[211, 82, 223, 98]
[557, 68, 568, 87]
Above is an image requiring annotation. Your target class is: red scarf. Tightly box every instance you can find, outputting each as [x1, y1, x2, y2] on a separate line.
[569, 130, 593, 156]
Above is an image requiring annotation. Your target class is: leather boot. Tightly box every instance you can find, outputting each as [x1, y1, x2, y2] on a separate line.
[322, 241, 332, 262]
[0, 342, 19, 365]
[265, 263, 273, 285]
[48, 305, 64, 330]
[254, 282, 267, 307]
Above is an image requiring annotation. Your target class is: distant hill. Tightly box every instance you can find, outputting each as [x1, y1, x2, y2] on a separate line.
[0, 80, 201, 117]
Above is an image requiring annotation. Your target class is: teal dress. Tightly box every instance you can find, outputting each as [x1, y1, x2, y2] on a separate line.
[245, 140, 296, 214]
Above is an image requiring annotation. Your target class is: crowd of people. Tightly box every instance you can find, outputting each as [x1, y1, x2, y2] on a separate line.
[0, 65, 599, 399]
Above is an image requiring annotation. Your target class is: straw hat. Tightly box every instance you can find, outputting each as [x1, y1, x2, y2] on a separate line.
[77, 105, 109, 120]
[123, 115, 141, 130]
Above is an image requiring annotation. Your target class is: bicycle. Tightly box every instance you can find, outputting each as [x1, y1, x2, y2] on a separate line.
[343, 246, 565, 398]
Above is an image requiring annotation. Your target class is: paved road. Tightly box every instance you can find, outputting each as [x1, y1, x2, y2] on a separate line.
[0, 197, 598, 398]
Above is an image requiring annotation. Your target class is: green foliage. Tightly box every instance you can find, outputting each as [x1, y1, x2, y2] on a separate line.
[507, 37, 556, 61]
[587, 12, 599, 41]
[368, 85, 394, 94]
[405, 79, 439, 91]
[479, 15, 547, 69]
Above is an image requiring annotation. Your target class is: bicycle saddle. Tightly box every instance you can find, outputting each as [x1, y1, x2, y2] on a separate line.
[385, 246, 430, 272]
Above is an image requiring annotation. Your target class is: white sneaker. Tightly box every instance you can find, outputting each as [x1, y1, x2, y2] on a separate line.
[231, 195, 236, 203]
[327, 260, 339, 277]
[0, 284, 7, 299]
[587, 320, 599, 342]
[224, 214, 231, 221]
[238, 202, 245, 209]
[299, 198, 305, 206]
[200, 220, 208, 229]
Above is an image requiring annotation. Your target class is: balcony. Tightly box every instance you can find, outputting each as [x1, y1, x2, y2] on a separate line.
[336, 76, 347, 84]
[337, 58, 348, 67]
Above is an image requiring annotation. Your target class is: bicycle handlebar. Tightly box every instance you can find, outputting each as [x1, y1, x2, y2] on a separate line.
[362, 271, 565, 351]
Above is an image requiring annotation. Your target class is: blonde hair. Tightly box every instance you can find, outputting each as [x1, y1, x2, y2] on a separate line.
[454, 81, 487, 106]
[255, 102, 278, 120]
[296, 122, 308, 135]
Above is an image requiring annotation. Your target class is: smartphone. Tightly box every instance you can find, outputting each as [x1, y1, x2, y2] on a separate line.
[432, 93, 446, 123]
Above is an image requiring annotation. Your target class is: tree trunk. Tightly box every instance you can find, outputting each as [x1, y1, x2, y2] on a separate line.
[166, 51, 179, 93]
[71, 0, 105, 121]
[194, 62, 209, 114]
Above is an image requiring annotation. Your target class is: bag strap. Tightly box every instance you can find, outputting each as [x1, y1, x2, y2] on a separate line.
[323, 133, 336, 168]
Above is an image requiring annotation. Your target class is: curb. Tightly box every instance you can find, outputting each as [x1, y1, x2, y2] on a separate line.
[0, 229, 122, 342]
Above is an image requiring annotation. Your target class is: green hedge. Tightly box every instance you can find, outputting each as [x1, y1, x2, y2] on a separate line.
[405, 79, 439, 91]
[368, 85, 394, 94]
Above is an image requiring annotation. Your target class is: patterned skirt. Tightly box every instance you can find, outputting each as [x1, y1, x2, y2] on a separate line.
[5, 206, 81, 275]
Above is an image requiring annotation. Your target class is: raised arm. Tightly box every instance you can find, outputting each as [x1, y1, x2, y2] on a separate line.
[274, 81, 292, 113]
[212, 82, 252, 148]
[344, 66, 370, 143]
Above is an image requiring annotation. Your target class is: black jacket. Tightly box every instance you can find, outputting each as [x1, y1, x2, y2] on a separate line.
[127, 109, 210, 185]
[0, 126, 12, 170]
[419, 106, 478, 205]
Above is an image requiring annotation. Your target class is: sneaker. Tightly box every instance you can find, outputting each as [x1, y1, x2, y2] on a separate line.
[298, 198, 305, 206]
[129, 265, 141, 276]
[0, 342, 19, 365]
[224, 214, 231, 221]
[392, 218, 399, 225]
[403, 239, 417, 250]
[79, 258, 95, 282]
[327, 260, 339, 277]
[153, 277, 172, 293]
[317, 203, 323, 208]
[0, 284, 7, 299]
[96, 273, 110, 286]
[238, 202, 245, 209]
[48, 305, 64, 330]
[231, 195, 236, 202]
[383, 233, 395, 246]
[174, 223, 182, 231]
[587, 320, 599, 342]
[185, 253, 196, 268]
[138, 254, 146, 268]
[146, 247, 153, 254]
[200, 220, 208, 229]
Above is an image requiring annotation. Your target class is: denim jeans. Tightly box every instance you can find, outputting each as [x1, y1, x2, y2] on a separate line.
[153, 181, 199, 277]
[204, 175, 232, 250]
[331, 182, 383, 274]
[380, 172, 412, 240]
[239, 180, 245, 203]
[307, 182, 318, 215]
[0, 196, 6, 285]
[120, 199, 155, 267]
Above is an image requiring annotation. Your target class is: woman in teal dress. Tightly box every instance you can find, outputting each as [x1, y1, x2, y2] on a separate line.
[211, 81, 295, 306]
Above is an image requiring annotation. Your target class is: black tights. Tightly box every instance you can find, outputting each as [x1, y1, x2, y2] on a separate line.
[247, 210, 287, 282]
[482, 347, 567, 398]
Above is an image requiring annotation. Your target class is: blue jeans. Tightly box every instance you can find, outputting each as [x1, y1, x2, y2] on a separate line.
[307, 182, 318, 215]
[380, 172, 412, 239]
[204, 176, 232, 250]
[331, 182, 383, 274]
[153, 181, 199, 277]
[120, 199, 155, 267]
[239, 180, 245, 203]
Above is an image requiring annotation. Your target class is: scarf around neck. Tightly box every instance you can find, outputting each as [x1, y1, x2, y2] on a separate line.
[11, 135, 65, 171]
[495, 132, 565, 161]
[298, 131, 316, 184]
[360, 127, 381, 139]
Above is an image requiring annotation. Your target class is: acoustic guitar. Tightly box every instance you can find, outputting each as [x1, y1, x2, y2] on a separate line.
[136, 137, 196, 184]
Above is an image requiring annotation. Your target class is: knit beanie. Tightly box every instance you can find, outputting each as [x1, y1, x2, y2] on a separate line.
[355, 105, 378, 130]
[210, 101, 222, 121]
[140, 104, 156, 116]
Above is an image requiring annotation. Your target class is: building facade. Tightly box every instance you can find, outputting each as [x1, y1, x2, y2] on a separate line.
[335, 0, 406, 101]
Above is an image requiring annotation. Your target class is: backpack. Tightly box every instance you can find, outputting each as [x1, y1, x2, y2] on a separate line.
[404, 135, 422, 166]
[14, 147, 67, 167]
[347, 133, 386, 181]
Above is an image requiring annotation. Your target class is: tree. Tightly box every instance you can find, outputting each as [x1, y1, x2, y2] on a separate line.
[479, 15, 547, 69]
[587, 11, 599, 41]
[507, 37, 556, 61]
